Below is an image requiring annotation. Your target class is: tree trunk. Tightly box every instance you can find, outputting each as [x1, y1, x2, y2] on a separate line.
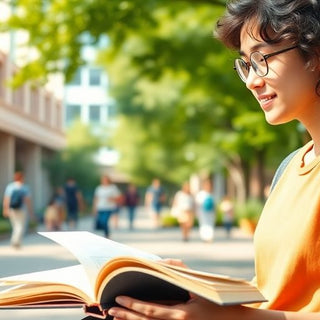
[256, 149, 266, 202]
[227, 156, 246, 204]
[240, 157, 250, 201]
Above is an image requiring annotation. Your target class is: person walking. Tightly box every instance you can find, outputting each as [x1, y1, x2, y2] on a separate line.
[195, 178, 216, 242]
[92, 174, 122, 238]
[144, 178, 166, 228]
[2, 171, 35, 249]
[44, 197, 61, 231]
[44, 187, 65, 231]
[64, 177, 83, 230]
[171, 181, 195, 242]
[124, 183, 140, 230]
[219, 195, 234, 238]
[107, 1, 320, 319]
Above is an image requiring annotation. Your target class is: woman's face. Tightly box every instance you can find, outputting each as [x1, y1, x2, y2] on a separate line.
[239, 22, 320, 126]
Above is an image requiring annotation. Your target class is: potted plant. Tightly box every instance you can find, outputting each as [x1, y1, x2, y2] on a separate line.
[235, 198, 263, 235]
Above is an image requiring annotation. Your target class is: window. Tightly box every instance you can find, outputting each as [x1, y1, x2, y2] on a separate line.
[89, 68, 102, 86]
[66, 104, 81, 124]
[89, 104, 101, 123]
[107, 104, 117, 118]
[68, 69, 82, 85]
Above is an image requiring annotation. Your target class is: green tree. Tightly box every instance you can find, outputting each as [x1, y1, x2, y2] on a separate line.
[1, 0, 225, 87]
[102, 4, 303, 200]
[43, 121, 100, 203]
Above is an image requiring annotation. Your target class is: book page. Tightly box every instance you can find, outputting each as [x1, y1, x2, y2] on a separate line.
[39, 232, 160, 289]
[0, 265, 95, 303]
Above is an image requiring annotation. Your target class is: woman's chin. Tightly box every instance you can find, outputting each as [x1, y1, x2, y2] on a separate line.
[264, 113, 290, 126]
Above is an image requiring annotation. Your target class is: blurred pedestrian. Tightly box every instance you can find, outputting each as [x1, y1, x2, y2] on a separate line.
[44, 187, 66, 231]
[52, 186, 66, 226]
[219, 195, 234, 238]
[195, 178, 216, 242]
[171, 181, 195, 242]
[124, 183, 140, 230]
[2, 171, 35, 249]
[144, 178, 166, 228]
[92, 174, 122, 238]
[44, 198, 60, 231]
[64, 177, 83, 230]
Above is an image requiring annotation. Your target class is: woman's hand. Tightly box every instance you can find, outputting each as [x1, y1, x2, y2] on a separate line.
[108, 295, 247, 320]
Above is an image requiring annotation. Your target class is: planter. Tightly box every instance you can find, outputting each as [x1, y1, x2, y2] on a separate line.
[239, 218, 257, 235]
[160, 213, 179, 228]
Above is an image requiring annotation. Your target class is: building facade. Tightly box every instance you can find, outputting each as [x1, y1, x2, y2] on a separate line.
[0, 50, 65, 213]
[0, 3, 66, 214]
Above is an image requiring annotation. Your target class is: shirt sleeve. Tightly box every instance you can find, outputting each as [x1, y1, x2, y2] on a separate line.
[4, 184, 13, 196]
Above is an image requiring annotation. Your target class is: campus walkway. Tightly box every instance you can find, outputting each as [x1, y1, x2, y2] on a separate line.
[0, 206, 255, 320]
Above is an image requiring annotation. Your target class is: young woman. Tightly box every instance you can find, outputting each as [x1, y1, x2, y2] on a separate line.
[107, 0, 320, 319]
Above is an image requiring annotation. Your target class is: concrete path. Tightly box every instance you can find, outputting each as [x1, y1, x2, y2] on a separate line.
[0, 207, 255, 319]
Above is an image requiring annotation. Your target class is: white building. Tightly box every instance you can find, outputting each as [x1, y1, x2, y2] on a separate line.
[64, 65, 117, 136]
[63, 39, 121, 176]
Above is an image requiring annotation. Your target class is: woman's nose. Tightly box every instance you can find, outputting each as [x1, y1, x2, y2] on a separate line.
[245, 67, 265, 90]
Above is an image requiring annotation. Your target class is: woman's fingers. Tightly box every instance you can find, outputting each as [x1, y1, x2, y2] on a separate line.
[108, 296, 186, 320]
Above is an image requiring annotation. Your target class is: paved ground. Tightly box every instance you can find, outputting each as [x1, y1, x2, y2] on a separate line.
[0, 207, 255, 319]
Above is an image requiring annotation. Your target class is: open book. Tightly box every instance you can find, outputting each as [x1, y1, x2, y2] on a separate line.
[0, 231, 266, 319]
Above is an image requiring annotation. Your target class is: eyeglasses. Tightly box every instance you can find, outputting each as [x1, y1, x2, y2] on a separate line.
[234, 45, 298, 82]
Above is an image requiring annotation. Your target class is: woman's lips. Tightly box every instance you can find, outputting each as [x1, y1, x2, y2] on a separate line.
[258, 94, 277, 111]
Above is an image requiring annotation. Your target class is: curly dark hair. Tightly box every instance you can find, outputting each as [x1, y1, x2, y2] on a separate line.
[215, 0, 320, 93]
[215, 0, 320, 61]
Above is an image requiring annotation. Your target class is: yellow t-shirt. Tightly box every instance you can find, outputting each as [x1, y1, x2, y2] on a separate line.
[254, 140, 320, 312]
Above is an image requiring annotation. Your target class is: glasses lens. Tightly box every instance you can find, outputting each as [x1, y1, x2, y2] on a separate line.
[234, 59, 249, 82]
[250, 51, 268, 77]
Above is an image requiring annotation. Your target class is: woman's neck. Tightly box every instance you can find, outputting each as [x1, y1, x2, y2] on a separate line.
[300, 111, 320, 157]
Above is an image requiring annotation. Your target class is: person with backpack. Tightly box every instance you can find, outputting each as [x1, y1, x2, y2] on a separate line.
[2, 171, 34, 249]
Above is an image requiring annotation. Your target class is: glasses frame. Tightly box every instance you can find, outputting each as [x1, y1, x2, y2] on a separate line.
[234, 45, 298, 82]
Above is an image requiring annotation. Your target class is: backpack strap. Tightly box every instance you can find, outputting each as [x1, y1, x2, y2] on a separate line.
[270, 149, 300, 192]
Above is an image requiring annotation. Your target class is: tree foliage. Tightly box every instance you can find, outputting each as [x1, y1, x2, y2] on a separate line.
[1, 0, 225, 85]
[43, 121, 100, 197]
[99, 4, 303, 196]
